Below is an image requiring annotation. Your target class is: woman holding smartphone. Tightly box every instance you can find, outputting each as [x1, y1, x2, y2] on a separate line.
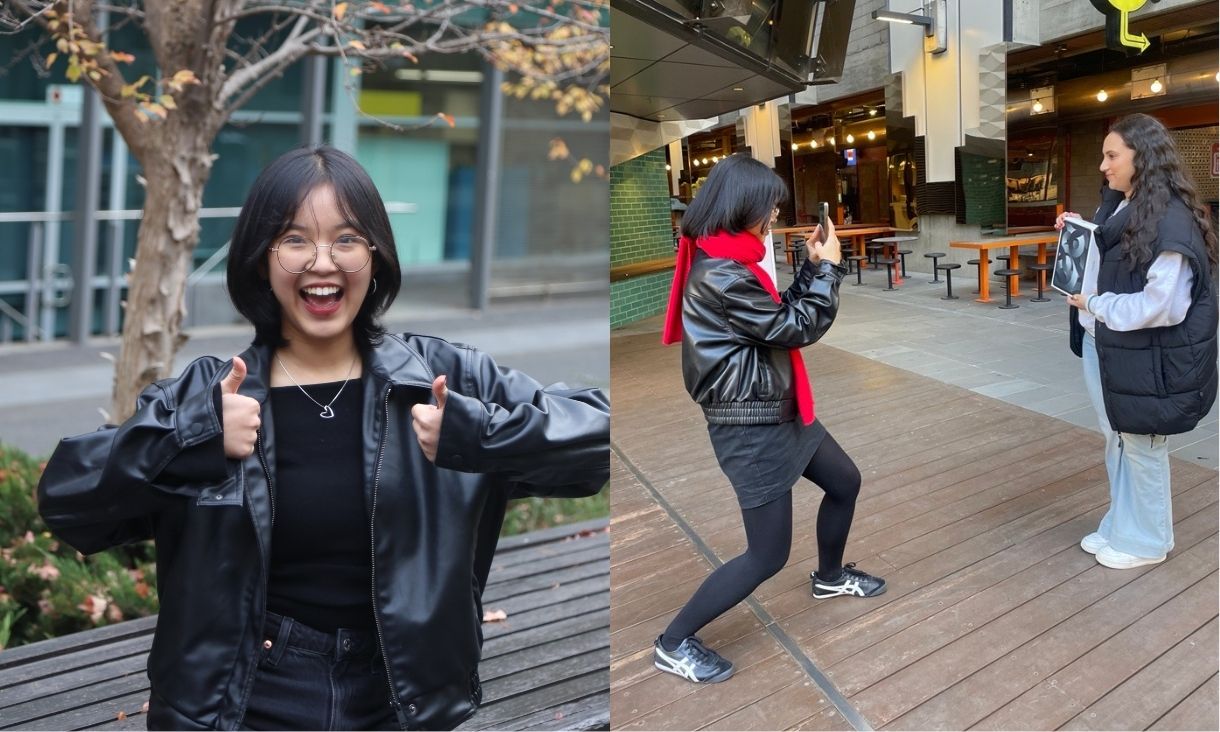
[1059, 113, 1217, 570]
[655, 154, 884, 684]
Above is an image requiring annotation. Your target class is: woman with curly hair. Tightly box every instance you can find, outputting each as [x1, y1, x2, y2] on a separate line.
[1059, 113, 1218, 570]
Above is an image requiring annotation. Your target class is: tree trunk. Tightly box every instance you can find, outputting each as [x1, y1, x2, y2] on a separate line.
[109, 135, 215, 423]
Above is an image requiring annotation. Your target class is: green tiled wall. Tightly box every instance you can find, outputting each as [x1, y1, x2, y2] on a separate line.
[610, 271, 673, 328]
[610, 149, 673, 328]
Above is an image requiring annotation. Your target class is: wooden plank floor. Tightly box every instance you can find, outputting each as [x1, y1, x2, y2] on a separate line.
[0, 519, 609, 731]
[609, 331, 1219, 731]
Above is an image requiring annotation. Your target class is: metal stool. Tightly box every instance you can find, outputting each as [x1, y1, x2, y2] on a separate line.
[867, 243, 885, 269]
[897, 249, 913, 278]
[937, 262, 962, 300]
[924, 252, 946, 282]
[846, 255, 868, 286]
[876, 257, 899, 290]
[994, 268, 1021, 309]
[1028, 262, 1054, 302]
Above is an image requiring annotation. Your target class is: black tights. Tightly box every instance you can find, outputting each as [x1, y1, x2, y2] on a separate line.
[661, 431, 861, 648]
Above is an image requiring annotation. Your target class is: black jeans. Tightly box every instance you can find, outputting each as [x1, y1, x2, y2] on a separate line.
[242, 612, 398, 730]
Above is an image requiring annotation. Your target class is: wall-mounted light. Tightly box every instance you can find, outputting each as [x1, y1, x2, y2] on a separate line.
[1132, 64, 1167, 99]
[846, 133, 855, 144]
[1029, 86, 1054, 115]
[702, 157, 709, 165]
[665, 164, 672, 171]
[868, 108, 878, 117]
[712, 156, 719, 163]
[692, 159, 699, 167]
[872, 1, 947, 55]
[810, 140, 818, 148]
[867, 130, 876, 141]
[1096, 89, 1108, 102]
[828, 136, 836, 146]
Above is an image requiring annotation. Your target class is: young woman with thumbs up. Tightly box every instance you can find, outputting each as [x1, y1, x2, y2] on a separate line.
[37, 146, 610, 731]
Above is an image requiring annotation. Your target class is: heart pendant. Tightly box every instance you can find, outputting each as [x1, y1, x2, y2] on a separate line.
[320, 406, 335, 419]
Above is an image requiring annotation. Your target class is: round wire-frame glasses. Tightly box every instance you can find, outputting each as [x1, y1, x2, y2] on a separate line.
[269, 234, 377, 274]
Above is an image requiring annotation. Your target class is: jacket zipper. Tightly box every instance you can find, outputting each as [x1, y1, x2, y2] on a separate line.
[235, 429, 275, 727]
[370, 386, 407, 728]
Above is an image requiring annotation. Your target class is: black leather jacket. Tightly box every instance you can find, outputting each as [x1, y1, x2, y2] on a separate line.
[680, 251, 846, 424]
[37, 333, 610, 730]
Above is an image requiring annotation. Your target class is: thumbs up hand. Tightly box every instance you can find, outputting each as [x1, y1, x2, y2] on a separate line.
[220, 356, 261, 459]
[411, 375, 448, 463]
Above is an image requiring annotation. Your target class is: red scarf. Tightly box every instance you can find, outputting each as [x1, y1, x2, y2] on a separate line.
[663, 230, 815, 426]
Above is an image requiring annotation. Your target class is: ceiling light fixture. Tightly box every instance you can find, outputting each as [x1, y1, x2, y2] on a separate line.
[846, 133, 855, 144]
[868, 108, 878, 117]
[1096, 89, 1108, 102]
[867, 130, 876, 141]
[791, 143, 799, 151]
[810, 140, 818, 148]
[1150, 79, 1163, 93]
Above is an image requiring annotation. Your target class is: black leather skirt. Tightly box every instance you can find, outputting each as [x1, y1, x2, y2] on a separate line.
[707, 417, 827, 510]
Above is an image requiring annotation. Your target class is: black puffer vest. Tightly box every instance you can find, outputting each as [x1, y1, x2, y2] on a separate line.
[1072, 188, 1218, 435]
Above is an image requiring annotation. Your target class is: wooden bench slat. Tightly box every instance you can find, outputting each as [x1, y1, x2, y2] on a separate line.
[0, 635, 152, 692]
[480, 628, 607, 683]
[494, 519, 606, 553]
[0, 617, 158, 672]
[484, 585, 609, 641]
[462, 670, 609, 729]
[490, 694, 609, 731]
[482, 606, 609, 662]
[485, 542, 609, 592]
[0, 653, 147, 711]
[1, 674, 148, 730]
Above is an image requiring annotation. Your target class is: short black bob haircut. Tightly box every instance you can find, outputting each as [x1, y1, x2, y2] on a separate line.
[226, 146, 401, 351]
[680, 153, 789, 240]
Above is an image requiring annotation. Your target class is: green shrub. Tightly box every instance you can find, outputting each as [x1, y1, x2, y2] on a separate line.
[501, 489, 610, 537]
[0, 444, 158, 650]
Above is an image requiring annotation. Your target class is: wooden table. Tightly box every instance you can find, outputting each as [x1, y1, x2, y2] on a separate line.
[949, 234, 1058, 303]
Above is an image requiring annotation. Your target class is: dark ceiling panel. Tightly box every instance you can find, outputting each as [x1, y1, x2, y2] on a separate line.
[611, 57, 654, 87]
[615, 61, 754, 100]
[610, 10, 685, 61]
[665, 44, 742, 68]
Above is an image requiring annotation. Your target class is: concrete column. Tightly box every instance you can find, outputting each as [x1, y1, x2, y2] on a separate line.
[469, 62, 504, 311]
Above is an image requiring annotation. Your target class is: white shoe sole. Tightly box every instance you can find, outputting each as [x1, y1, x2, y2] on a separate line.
[653, 659, 734, 683]
[1095, 553, 1166, 569]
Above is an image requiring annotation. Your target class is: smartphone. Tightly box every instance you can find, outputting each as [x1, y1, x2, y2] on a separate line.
[817, 202, 830, 242]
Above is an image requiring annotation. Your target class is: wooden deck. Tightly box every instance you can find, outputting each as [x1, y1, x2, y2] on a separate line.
[0, 519, 609, 731]
[609, 331, 1219, 731]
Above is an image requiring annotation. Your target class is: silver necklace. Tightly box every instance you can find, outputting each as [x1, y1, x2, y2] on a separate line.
[276, 354, 358, 419]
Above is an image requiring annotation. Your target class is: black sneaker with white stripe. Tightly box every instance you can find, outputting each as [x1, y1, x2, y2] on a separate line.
[810, 563, 886, 598]
[653, 635, 734, 683]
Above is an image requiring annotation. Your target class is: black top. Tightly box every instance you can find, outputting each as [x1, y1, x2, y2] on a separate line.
[267, 378, 375, 633]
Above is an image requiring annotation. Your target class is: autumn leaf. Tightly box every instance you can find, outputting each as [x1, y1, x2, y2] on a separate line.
[45, 53, 57, 68]
[348, 39, 366, 51]
[437, 113, 455, 128]
[334, 2, 349, 20]
[370, 1, 391, 12]
[141, 701, 150, 714]
[159, 94, 177, 110]
[547, 138, 570, 160]
[65, 61, 82, 82]
[482, 608, 508, 622]
[116, 711, 127, 721]
[109, 51, 135, 64]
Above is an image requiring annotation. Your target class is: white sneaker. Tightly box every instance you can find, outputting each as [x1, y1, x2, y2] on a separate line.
[1079, 532, 1108, 555]
[1095, 544, 1166, 569]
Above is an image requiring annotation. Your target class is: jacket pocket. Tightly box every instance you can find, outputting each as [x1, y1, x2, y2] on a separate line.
[196, 462, 244, 507]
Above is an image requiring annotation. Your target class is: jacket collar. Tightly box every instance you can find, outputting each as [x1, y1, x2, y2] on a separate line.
[1095, 186, 1132, 254]
[235, 333, 435, 402]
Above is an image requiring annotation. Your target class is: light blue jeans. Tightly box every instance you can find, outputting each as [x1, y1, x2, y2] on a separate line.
[1081, 332, 1174, 557]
